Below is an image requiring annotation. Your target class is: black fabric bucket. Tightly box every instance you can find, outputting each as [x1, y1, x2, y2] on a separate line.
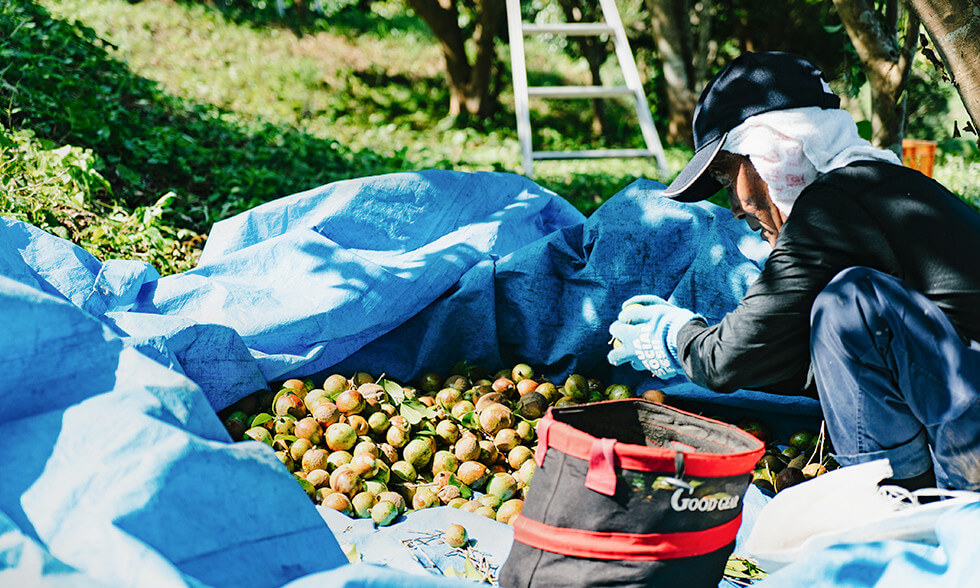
[499, 399, 764, 588]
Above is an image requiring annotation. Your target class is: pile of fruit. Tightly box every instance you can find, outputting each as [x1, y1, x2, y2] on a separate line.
[736, 418, 839, 494]
[218, 361, 837, 528]
[218, 363, 646, 526]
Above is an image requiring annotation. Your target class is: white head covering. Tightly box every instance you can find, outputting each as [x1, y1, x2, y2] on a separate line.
[721, 106, 901, 217]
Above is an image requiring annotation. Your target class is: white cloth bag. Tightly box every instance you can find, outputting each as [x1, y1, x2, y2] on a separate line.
[744, 459, 980, 571]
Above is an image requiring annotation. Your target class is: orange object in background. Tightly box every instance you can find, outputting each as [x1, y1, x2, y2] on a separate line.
[902, 139, 937, 177]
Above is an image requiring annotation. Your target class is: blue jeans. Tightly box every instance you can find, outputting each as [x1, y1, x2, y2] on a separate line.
[810, 267, 980, 490]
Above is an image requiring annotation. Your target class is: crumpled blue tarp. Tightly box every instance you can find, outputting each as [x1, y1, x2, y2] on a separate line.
[2, 168, 972, 587]
[0, 170, 772, 411]
[0, 275, 348, 587]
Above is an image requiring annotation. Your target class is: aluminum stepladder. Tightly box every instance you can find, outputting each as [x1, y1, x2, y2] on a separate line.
[506, 0, 669, 176]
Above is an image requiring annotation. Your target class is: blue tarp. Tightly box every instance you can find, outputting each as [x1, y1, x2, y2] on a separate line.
[1, 169, 974, 587]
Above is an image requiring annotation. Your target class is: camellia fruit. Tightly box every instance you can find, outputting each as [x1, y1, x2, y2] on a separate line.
[435, 419, 460, 445]
[329, 465, 363, 497]
[282, 379, 308, 394]
[417, 372, 443, 394]
[274, 392, 306, 419]
[347, 414, 369, 436]
[479, 403, 514, 436]
[293, 417, 323, 445]
[508, 445, 534, 470]
[306, 468, 330, 488]
[403, 438, 434, 471]
[351, 491, 377, 519]
[377, 491, 406, 514]
[492, 377, 516, 398]
[486, 472, 519, 501]
[437, 484, 462, 504]
[302, 448, 331, 473]
[289, 438, 313, 462]
[322, 491, 353, 515]
[563, 374, 588, 402]
[368, 411, 389, 434]
[412, 487, 439, 510]
[326, 450, 353, 472]
[312, 401, 341, 428]
[444, 523, 468, 548]
[605, 384, 633, 400]
[454, 435, 481, 463]
[456, 461, 489, 489]
[432, 450, 458, 475]
[244, 426, 273, 445]
[335, 389, 366, 416]
[322, 374, 349, 398]
[349, 453, 379, 479]
[451, 401, 475, 420]
[325, 422, 357, 451]
[371, 501, 399, 527]
[357, 382, 386, 407]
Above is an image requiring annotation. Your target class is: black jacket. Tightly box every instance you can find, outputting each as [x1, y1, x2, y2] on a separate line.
[677, 161, 980, 396]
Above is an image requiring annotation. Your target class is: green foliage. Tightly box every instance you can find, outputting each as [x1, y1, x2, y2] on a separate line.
[2, 0, 976, 279]
[905, 59, 956, 141]
[0, 125, 203, 272]
[934, 139, 980, 211]
[1, 0, 408, 235]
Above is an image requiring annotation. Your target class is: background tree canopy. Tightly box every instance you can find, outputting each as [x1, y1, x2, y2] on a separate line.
[1, 0, 977, 276]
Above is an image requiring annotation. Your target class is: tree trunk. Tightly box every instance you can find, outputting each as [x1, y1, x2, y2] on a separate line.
[646, 0, 715, 146]
[585, 53, 609, 136]
[472, 0, 505, 117]
[557, 0, 610, 137]
[407, 0, 503, 120]
[907, 0, 980, 141]
[832, 0, 919, 154]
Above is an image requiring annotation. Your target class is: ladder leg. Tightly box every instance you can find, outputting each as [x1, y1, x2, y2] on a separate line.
[598, 0, 669, 174]
[506, 0, 534, 176]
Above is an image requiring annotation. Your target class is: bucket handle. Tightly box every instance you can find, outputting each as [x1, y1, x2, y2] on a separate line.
[584, 437, 618, 496]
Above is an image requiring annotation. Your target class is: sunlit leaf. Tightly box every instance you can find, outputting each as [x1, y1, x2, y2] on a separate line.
[382, 379, 405, 404]
[446, 473, 472, 499]
[463, 553, 485, 581]
[250, 413, 274, 428]
[400, 399, 437, 425]
[343, 544, 360, 563]
[400, 402, 424, 425]
[459, 410, 480, 430]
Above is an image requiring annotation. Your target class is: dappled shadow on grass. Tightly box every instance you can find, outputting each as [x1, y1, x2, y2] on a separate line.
[0, 0, 410, 233]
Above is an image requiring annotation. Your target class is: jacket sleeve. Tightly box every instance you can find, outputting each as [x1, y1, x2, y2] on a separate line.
[674, 186, 889, 395]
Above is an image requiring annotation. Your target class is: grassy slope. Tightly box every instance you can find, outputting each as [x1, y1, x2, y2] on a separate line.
[4, 0, 977, 275]
[40, 0, 680, 204]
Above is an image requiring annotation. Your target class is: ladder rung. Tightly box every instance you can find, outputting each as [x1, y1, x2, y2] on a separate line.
[532, 148, 656, 160]
[527, 85, 633, 99]
[522, 23, 615, 36]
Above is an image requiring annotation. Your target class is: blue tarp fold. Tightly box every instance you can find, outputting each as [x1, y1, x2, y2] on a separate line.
[2, 169, 972, 587]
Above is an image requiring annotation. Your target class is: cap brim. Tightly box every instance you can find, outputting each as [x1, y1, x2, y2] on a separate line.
[661, 135, 726, 202]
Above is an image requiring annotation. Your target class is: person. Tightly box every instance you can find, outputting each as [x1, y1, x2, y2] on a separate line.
[606, 51, 980, 491]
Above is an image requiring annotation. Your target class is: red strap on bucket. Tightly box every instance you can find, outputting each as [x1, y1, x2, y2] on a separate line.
[512, 513, 742, 560]
[540, 408, 764, 477]
[584, 438, 617, 496]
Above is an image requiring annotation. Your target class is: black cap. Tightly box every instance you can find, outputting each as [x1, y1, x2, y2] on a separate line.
[662, 51, 841, 202]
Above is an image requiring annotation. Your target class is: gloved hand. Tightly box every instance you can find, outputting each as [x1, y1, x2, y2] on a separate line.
[607, 295, 700, 379]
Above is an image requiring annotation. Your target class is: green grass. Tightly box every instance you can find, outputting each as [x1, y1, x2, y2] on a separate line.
[38, 0, 679, 181]
[1, 0, 977, 275]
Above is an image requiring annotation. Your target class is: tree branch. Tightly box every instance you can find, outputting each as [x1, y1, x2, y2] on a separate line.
[908, 0, 980, 137]
[898, 2, 920, 76]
